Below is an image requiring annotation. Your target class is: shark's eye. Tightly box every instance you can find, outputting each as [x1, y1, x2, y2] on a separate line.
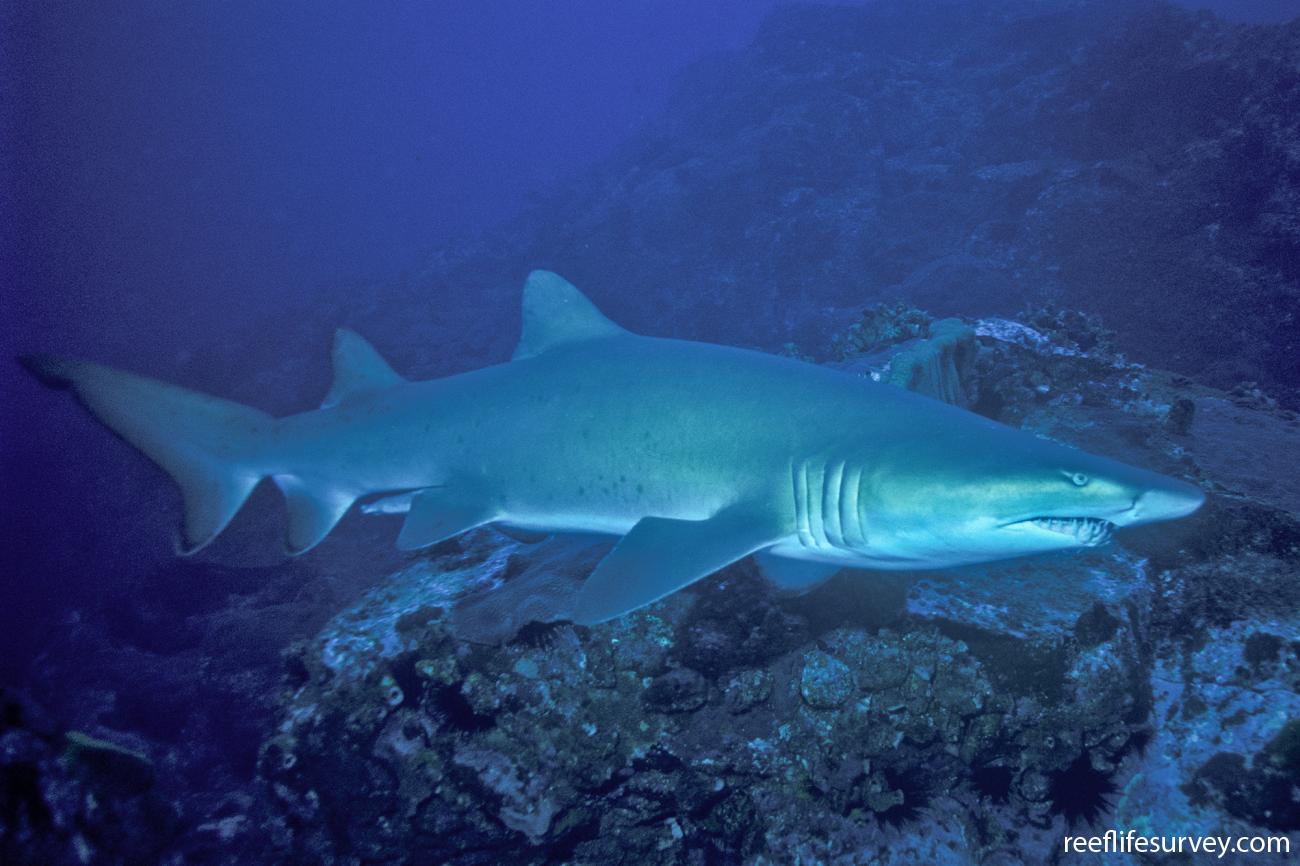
[1067, 471, 1090, 487]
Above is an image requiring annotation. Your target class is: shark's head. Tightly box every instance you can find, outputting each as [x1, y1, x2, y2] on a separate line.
[858, 415, 1205, 566]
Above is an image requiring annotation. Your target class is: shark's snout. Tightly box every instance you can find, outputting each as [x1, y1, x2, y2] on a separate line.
[1129, 479, 1205, 525]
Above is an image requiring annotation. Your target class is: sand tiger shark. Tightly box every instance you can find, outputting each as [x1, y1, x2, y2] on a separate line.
[21, 271, 1204, 625]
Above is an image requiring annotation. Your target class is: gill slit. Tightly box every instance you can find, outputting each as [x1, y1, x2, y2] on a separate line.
[842, 462, 864, 548]
[792, 454, 860, 553]
[793, 459, 813, 547]
[823, 459, 845, 548]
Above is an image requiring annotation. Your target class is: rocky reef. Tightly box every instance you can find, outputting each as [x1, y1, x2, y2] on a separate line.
[0, 689, 178, 865]
[6, 301, 1298, 866]
[248, 305, 1300, 865]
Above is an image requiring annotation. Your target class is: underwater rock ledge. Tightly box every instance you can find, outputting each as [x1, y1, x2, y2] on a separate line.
[251, 305, 1300, 865]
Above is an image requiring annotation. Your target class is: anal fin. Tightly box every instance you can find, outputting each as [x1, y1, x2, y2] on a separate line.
[396, 485, 499, 550]
[571, 501, 785, 625]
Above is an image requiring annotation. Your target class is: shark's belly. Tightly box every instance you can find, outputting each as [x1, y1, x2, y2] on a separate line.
[764, 538, 926, 571]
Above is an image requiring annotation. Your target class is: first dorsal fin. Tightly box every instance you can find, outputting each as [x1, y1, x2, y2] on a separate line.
[321, 329, 405, 408]
[511, 270, 625, 361]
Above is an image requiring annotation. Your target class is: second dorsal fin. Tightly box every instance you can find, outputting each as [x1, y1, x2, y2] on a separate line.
[511, 270, 625, 361]
[321, 329, 405, 408]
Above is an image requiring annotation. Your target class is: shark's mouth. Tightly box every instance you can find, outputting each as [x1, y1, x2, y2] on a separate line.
[1014, 516, 1115, 546]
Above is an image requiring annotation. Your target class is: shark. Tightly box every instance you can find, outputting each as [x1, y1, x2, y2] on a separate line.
[21, 270, 1205, 625]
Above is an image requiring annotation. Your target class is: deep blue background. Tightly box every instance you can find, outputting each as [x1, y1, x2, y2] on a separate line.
[3, 0, 795, 682]
[6, 0, 1295, 359]
[3, 0, 1299, 682]
[5, 1, 796, 359]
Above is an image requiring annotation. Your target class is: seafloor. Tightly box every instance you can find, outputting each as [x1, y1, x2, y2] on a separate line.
[5, 1, 1300, 864]
[7, 303, 1300, 865]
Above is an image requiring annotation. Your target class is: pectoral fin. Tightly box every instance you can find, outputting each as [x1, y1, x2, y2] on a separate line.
[753, 551, 840, 594]
[396, 485, 499, 550]
[571, 502, 784, 625]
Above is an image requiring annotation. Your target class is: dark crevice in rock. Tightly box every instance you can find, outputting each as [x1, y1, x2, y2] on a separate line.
[971, 764, 1014, 804]
[430, 683, 496, 733]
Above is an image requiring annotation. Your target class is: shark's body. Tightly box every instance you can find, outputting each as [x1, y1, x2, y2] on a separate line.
[22, 271, 1204, 624]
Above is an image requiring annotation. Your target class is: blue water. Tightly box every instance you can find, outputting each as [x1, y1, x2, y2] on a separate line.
[3, 0, 792, 678]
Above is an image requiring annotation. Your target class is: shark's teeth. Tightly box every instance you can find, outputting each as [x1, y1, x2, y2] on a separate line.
[1027, 516, 1115, 546]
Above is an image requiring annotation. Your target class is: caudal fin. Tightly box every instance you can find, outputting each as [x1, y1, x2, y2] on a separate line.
[20, 354, 276, 554]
